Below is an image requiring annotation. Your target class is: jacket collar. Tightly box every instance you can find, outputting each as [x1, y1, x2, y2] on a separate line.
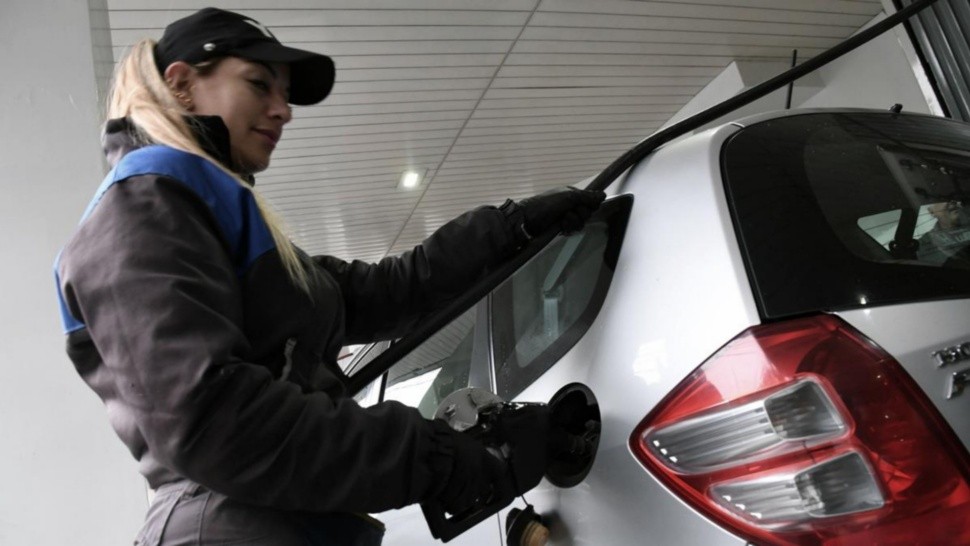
[101, 116, 255, 185]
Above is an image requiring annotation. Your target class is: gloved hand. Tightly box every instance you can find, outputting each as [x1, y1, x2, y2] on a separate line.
[515, 187, 607, 239]
[434, 420, 510, 515]
[495, 404, 552, 496]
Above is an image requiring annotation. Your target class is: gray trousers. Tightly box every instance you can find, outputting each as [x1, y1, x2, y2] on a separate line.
[134, 481, 385, 546]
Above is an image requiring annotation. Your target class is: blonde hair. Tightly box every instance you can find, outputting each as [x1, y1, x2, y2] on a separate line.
[107, 39, 309, 293]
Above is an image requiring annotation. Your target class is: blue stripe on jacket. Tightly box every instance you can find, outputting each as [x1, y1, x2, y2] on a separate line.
[54, 145, 277, 334]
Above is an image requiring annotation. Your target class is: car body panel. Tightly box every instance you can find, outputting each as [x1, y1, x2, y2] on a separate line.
[500, 123, 762, 545]
[838, 299, 970, 447]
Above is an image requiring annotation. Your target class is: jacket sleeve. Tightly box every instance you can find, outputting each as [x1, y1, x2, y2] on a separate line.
[57, 175, 459, 513]
[315, 206, 522, 343]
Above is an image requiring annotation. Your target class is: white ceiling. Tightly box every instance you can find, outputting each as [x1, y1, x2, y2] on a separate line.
[106, 0, 883, 262]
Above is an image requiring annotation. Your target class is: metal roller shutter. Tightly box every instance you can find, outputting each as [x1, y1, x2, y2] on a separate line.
[899, 0, 970, 120]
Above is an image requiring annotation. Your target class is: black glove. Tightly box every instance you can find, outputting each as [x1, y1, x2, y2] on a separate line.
[434, 420, 509, 515]
[495, 404, 552, 496]
[512, 187, 607, 240]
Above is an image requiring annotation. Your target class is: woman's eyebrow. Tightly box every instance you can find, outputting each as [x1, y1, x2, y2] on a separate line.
[251, 61, 278, 79]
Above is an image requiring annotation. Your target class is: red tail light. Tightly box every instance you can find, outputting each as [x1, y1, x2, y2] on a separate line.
[630, 315, 970, 546]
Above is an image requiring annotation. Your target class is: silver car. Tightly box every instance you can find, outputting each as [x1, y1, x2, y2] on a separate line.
[345, 108, 970, 545]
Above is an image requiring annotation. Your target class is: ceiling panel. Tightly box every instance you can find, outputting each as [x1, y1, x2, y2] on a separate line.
[510, 40, 830, 56]
[528, 12, 861, 36]
[105, 0, 884, 263]
[541, 0, 876, 23]
[109, 9, 530, 27]
[109, 0, 537, 9]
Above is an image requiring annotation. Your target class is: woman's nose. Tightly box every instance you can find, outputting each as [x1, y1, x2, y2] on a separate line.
[269, 91, 292, 124]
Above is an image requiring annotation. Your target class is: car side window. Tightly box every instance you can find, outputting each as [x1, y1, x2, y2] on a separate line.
[382, 306, 482, 418]
[491, 196, 631, 400]
[352, 195, 631, 409]
[348, 341, 390, 407]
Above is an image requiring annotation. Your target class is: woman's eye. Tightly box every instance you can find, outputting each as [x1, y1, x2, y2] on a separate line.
[249, 80, 270, 92]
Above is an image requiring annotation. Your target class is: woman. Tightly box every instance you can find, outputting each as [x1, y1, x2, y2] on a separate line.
[55, 8, 604, 545]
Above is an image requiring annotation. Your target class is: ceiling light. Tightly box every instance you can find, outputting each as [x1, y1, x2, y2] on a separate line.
[399, 170, 421, 190]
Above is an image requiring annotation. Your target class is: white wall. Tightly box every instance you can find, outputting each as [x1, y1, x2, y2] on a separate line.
[796, 12, 936, 113]
[0, 1, 147, 544]
[660, 11, 939, 140]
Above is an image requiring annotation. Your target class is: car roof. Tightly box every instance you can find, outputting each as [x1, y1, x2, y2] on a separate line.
[728, 107, 945, 128]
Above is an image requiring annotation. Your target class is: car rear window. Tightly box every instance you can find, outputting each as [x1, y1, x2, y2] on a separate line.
[723, 112, 970, 319]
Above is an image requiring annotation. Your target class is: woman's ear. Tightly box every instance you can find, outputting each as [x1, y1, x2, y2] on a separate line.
[163, 61, 196, 110]
[163, 61, 195, 91]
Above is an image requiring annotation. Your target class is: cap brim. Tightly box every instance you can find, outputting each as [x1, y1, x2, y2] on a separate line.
[233, 42, 335, 106]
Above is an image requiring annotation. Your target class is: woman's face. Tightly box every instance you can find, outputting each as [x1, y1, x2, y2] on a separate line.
[177, 57, 292, 174]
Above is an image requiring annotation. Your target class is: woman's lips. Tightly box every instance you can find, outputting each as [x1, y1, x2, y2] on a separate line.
[254, 128, 280, 146]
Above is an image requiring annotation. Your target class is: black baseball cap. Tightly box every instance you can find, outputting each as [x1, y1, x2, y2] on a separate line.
[154, 7, 335, 105]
